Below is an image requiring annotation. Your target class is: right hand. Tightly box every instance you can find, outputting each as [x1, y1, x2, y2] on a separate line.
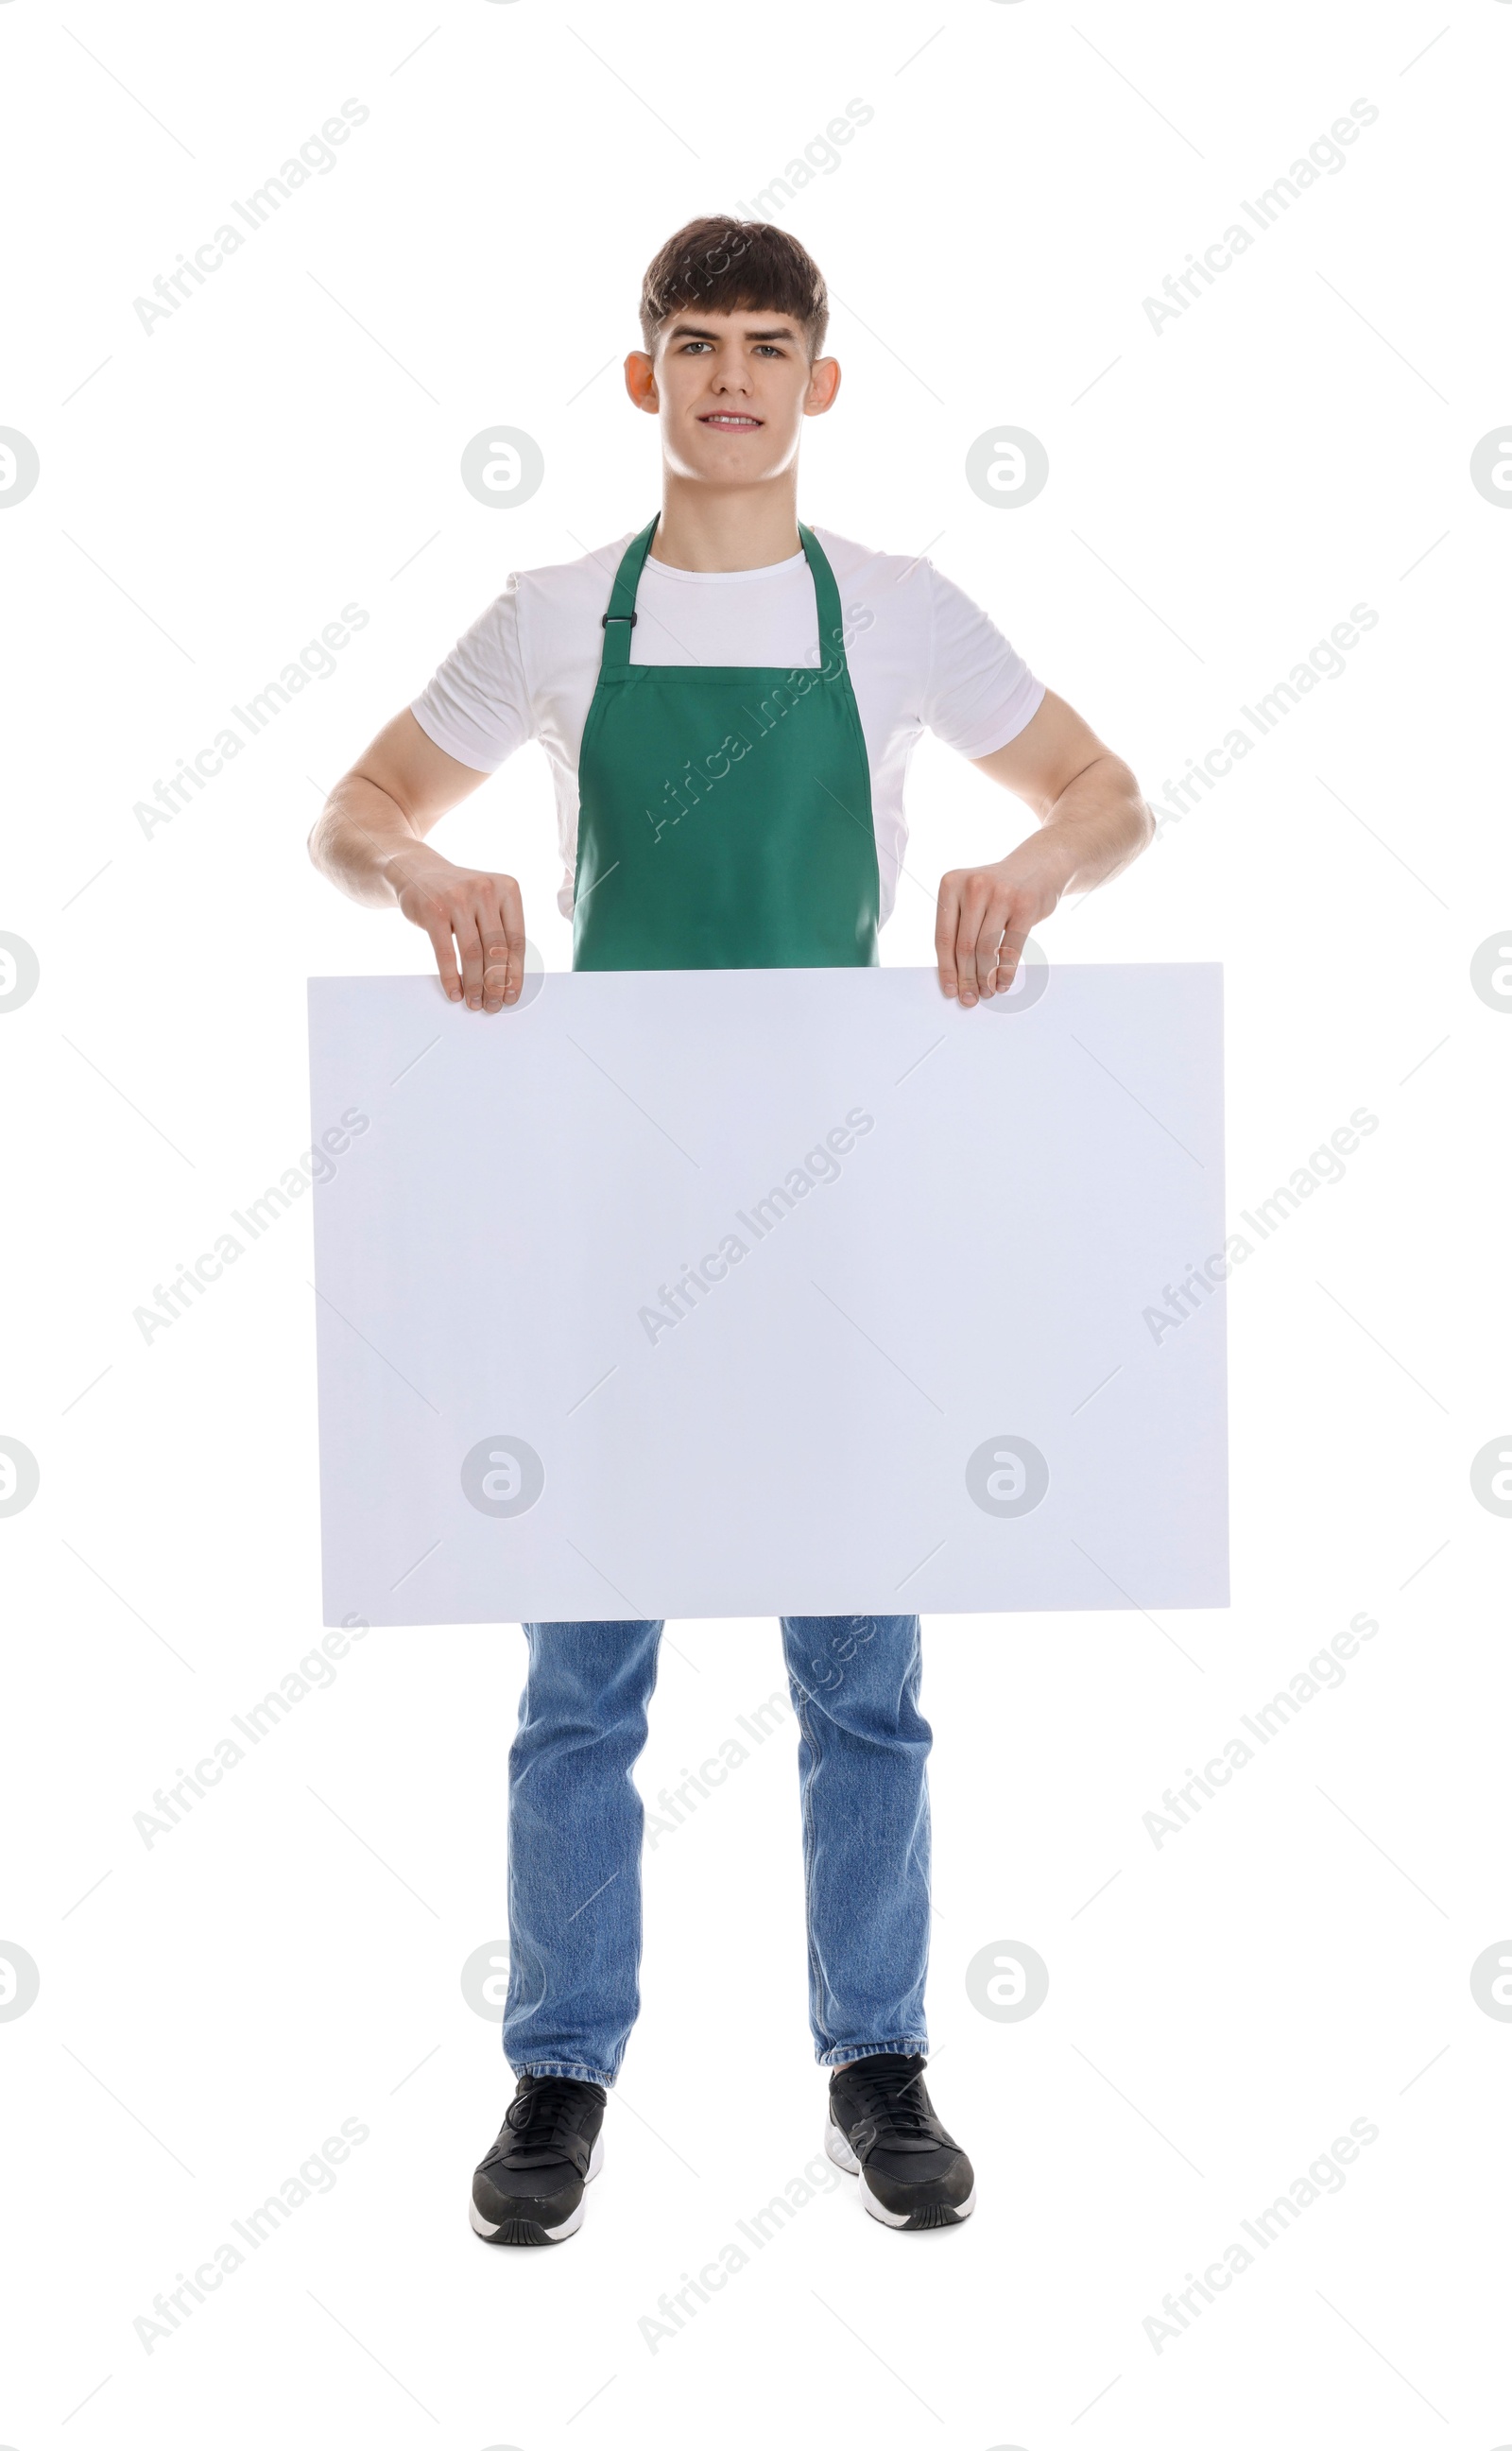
[391, 852, 527, 1012]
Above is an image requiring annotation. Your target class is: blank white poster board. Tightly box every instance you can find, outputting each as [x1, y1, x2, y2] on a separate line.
[308, 965, 1228, 1624]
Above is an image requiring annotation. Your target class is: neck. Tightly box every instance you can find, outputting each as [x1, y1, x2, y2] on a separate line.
[649, 473, 802, 572]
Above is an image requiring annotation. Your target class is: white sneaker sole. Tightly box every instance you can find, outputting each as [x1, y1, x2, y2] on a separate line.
[470, 2130, 604, 2241]
[824, 2115, 976, 2228]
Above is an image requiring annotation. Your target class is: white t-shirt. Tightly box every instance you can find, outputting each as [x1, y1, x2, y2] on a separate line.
[409, 526, 1045, 925]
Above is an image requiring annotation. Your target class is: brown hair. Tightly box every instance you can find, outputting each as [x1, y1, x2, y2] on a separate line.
[639, 218, 829, 359]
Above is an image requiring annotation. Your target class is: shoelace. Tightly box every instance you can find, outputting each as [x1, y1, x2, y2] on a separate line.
[505, 2076, 596, 2152]
[843, 2063, 938, 2141]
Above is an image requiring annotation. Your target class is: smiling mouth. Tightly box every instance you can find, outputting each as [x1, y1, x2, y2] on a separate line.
[699, 411, 763, 428]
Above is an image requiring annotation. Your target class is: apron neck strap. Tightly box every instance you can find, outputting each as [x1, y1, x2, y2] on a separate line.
[798, 524, 846, 665]
[596, 515, 848, 673]
[598, 515, 661, 671]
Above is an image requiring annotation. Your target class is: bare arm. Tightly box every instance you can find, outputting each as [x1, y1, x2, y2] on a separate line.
[936, 689, 1154, 1006]
[307, 711, 529, 1010]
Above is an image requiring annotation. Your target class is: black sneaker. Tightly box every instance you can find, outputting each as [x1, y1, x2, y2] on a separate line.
[470, 2073, 607, 2246]
[825, 2053, 975, 2230]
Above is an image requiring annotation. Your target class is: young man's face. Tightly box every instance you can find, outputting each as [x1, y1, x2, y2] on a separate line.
[626, 306, 840, 484]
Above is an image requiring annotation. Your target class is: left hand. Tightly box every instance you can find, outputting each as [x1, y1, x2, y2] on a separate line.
[935, 839, 1074, 1006]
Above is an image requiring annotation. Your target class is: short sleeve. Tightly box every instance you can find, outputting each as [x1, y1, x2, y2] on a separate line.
[919, 561, 1045, 759]
[408, 574, 534, 774]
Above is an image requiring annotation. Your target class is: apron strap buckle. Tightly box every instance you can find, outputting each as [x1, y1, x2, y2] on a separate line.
[601, 611, 638, 628]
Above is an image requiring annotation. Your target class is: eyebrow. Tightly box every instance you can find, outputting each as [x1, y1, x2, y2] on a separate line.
[663, 320, 799, 344]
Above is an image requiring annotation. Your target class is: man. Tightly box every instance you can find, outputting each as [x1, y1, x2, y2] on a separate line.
[309, 217, 1152, 2243]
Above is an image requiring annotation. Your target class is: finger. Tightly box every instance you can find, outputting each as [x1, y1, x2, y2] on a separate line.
[480, 941, 509, 1010]
[480, 939, 509, 1010]
[973, 894, 1007, 998]
[420, 898, 463, 1002]
[479, 888, 514, 1012]
[991, 912, 1030, 995]
[977, 896, 1025, 997]
[495, 882, 527, 1007]
[454, 898, 490, 1010]
[935, 875, 963, 997]
[480, 892, 524, 1011]
[954, 881, 989, 1006]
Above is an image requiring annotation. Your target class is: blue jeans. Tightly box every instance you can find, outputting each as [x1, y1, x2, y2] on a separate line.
[504, 1617, 931, 2085]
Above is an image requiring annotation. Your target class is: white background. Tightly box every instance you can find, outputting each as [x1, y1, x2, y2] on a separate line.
[2, 0, 1509, 2443]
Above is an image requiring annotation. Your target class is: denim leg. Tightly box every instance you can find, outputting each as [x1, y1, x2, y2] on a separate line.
[503, 1618, 662, 2085]
[780, 1614, 932, 2066]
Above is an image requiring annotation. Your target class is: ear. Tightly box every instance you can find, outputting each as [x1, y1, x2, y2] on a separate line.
[624, 351, 660, 414]
[803, 355, 842, 417]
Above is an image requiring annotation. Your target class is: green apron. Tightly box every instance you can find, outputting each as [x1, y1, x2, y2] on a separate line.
[572, 515, 880, 971]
